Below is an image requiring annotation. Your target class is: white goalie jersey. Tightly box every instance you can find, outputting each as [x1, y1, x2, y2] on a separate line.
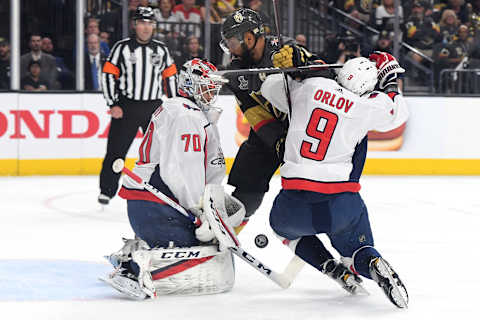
[261, 74, 409, 194]
[119, 97, 226, 210]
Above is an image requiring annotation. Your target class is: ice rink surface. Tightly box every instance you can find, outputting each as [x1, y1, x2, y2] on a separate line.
[1, 175, 479, 319]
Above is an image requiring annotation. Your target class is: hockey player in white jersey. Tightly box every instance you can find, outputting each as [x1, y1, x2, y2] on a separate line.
[101, 58, 245, 299]
[261, 53, 409, 308]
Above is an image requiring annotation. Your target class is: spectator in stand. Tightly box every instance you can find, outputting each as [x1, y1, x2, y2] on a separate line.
[178, 35, 203, 66]
[434, 0, 470, 24]
[0, 37, 10, 90]
[374, 0, 404, 31]
[195, 1, 225, 66]
[21, 60, 48, 91]
[173, 0, 202, 38]
[247, 0, 271, 33]
[200, 1, 223, 23]
[295, 34, 307, 47]
[373, 30, 404, 90]
[336, 33, 362, 64]
[449, 24, 475, 63]
[20, 33, 59, 90]
[86, 18, 110, 57]
[41, 36, 74, 90]
[405, 1, 442, 63]
[295, 33, 321, 60]
[439, 9, 460, 43]
[100, 31, 111, 47]
[85, 34, 107, 91]
[154, 0, 184, 64]
[214, 0, 238, 18]
[154, 0, 179, 41]
[435, 24, 480, 92]
[129, 0, 141, 11]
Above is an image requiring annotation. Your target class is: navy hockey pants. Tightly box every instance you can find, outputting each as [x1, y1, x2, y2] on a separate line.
[270, 190, 380, 277]
[127, 200, 199, 248]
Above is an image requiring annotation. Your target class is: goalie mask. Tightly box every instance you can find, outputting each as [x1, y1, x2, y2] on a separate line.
[178, 59, 224, 112]
[337, 57, 378, 96]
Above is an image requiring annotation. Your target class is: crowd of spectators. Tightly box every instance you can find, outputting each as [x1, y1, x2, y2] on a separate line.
[324, 0, 480, 92]
[3, 0, 480, 93]
[0, 0, 269, 91]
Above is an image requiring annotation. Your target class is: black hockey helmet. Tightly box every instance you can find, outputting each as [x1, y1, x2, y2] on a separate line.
[133, 6, 155, 22]
[220, 8, 265, 53]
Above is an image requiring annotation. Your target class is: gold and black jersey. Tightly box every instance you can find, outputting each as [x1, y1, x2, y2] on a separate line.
[225, 35, 293, 149]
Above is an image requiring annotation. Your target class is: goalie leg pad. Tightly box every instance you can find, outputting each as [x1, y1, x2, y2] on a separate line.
[147, 247, 235, 295]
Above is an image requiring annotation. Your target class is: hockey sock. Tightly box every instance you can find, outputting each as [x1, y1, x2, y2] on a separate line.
[294, 235, 334, 271]
[353, 246, 381, 279]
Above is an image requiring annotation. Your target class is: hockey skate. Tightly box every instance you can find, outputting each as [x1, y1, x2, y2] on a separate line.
[369, 257, 409, 308]
[100, 265, 148, 300]
[98, 193, 111, 205]
[322, 259, 368, 295]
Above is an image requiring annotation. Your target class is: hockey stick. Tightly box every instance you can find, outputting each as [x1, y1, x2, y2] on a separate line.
[112, 159, 295, 288]
[112, 159, 201, 226]
[202, 186, 295, 289]
[271, 0, 293, 115]
[212, 63, 343, 77]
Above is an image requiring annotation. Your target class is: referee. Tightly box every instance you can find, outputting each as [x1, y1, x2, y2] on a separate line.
[98, 6, 177, 205]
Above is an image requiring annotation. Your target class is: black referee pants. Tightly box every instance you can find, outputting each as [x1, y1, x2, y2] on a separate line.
[99, 97, 162, 198]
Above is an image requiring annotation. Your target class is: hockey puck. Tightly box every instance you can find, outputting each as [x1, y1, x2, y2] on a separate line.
[254, 234, 269, 248]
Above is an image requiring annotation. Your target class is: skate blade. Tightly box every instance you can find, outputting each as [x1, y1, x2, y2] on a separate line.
[99, 276, 148, 300]
[376, 258, 408, 308]
[345, 277, 370, 295]
[354, 283, 370, 295]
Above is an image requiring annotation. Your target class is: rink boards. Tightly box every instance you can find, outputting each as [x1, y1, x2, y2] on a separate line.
[0, 92, 479, 175]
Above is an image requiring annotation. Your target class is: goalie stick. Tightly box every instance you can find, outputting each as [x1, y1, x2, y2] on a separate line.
[112, 159, 299, 289]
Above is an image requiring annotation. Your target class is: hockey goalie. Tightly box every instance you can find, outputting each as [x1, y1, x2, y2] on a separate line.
[100, 59, 245, 299]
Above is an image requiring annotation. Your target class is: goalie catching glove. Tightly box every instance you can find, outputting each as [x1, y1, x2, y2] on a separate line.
[369, 51, 405, 90]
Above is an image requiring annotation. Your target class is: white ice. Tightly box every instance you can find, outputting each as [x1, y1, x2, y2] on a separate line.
[1, 175, 479, 319]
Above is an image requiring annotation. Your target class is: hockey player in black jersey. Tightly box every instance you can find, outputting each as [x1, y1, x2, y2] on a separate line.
[220, 8, 301, 232]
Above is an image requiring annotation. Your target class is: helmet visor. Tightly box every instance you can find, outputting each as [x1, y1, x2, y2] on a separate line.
[220, 34, 244, 54]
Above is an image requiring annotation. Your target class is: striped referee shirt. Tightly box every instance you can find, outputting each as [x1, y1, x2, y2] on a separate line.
[102, 38, 177, 106]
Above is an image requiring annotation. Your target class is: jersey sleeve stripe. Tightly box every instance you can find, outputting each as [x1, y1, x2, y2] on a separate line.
[103, 61, 120, 79]
[162, 64, 177, 79]
[253, 118, 276, 131]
